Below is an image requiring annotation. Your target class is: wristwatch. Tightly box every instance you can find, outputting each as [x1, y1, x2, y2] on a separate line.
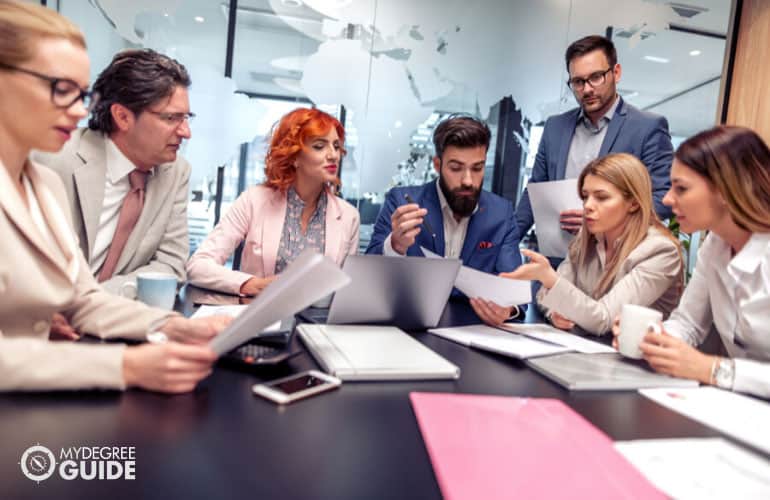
[712, 357, 736, 390]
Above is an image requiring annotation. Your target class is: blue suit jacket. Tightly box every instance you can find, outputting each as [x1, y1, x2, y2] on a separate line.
[366, 181, 523, 278]
[515, 97, 674, 237]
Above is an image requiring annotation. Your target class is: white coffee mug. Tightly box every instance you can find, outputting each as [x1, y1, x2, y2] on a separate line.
[618, 304, 662, 359]
[120, 272, 178, 310]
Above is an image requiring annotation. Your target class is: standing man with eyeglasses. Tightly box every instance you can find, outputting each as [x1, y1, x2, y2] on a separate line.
[35, 49, 193, 311]
[515, 35, 673, 243]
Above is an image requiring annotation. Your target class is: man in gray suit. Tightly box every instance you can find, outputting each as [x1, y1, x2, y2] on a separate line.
[37, 49, 192, 302]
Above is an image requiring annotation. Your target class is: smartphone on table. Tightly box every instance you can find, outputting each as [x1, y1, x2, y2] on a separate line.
[252, 370, 341, 404]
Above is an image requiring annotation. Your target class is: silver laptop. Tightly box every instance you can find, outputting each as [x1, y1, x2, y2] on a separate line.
[327, 254, 461, 330]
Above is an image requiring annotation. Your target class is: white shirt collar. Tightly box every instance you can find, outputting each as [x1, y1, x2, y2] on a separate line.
[105, 137, 154, 183]
[730, 232, 770, 274]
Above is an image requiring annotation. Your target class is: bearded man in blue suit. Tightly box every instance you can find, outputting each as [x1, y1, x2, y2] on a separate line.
[366, 115, 524, 323]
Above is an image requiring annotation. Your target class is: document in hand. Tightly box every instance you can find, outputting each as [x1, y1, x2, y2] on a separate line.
[410, 392, 665, 500]
[209, 250, 351, 355]
[640, 387, 770, 455]
[526, 178, 582, 258]
[420, 246, 530, 306]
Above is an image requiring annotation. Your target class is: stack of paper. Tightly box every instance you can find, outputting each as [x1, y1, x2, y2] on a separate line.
[640, 386, 770, 455]
[616, 438, 770, 499]
[499, 322, 616, 354]
[429, 324, 570, 359]
[410, 392, 664, 499]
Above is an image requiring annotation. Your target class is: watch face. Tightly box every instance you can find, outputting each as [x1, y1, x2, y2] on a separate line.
[716, 359, 735, 388]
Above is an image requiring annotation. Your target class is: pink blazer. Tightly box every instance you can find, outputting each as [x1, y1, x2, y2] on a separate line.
[187, 185, 360, 294]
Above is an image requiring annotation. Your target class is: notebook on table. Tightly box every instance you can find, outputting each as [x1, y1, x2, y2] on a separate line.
[526, 352, 700, 391]
[297, 324, 460, 381]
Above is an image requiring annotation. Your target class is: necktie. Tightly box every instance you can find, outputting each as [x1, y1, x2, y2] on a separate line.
[97, 169, 149, 282]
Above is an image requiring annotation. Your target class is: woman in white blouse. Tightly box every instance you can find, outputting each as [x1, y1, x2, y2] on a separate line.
[614, 125, 770, 398]
[503, 153, 683, 335]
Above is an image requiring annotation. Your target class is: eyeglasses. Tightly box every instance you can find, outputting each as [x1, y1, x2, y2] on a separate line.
[146, 111, 196, 127]
[0, 62, 100, 111]
[567, 67, 613, 91]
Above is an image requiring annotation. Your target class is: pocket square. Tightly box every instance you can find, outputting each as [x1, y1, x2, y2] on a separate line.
[478, 241, 494, 249]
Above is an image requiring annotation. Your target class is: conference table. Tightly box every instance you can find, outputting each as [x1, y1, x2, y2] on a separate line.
[0, 286, 736, 499]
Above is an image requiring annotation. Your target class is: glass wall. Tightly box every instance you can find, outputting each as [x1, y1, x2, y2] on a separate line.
[55, 0, 732, 255]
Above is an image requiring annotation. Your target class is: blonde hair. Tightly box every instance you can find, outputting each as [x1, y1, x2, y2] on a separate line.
[569, 153, 682, 298]
[0, 0, 85, 66]
[676, 125, 770, 233]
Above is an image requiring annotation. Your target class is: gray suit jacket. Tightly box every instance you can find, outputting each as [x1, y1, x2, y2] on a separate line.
[34, 129, 190, 294]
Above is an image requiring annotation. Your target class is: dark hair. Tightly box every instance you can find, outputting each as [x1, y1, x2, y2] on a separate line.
[432, 115, 491, 159]
[675, 125, 770, 232]
[565, 35, 617, 71]
[88, 49, 191, 133]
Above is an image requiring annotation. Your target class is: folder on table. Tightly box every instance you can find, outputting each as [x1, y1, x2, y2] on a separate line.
[409, 392, 664, 500]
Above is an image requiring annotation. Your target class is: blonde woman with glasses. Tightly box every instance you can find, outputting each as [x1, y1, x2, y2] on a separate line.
[504, 153, 683, 335]
[613, 126, 770, 398]
[0, 1, 228, 393]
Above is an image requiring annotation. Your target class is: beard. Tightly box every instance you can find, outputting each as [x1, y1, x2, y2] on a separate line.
[439, 174, 481, 218]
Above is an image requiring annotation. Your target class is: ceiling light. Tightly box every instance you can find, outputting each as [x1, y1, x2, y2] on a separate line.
[689, 50, 701, 56]
[194, 16, 205, 23]
[281, 0, 303, 6]
[643, 55, 669, 64]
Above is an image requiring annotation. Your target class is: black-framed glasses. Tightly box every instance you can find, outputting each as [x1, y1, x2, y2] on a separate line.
[567, 67, 613, 91]
[0, 62, 100, 111]
[146, 111, 196, 127]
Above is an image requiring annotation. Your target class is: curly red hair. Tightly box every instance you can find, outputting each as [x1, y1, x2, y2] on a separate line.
[264, 107, 346, 191]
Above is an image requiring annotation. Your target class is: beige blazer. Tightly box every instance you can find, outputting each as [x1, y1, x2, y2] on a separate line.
[537, 226, 683, 335]
[33, 129, 190, 294]
[187, 185, 360, 294]
[0, 159, 173, 391]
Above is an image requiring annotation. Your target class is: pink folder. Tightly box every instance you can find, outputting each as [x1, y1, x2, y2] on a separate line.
[410, 392, 665, 500]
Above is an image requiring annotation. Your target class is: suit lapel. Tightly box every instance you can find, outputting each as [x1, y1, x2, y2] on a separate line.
[422, 183, 445, 256]
[73, 130, 107, 258]
[599, 97, 627, 157]
[0, 159, 71, 278]
[324, 191, 344, 262]
[262, 189, 287, 275]
[556, 109, 580, 180]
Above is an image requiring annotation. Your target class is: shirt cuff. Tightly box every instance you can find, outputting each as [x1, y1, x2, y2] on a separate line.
[732, 358, 770, 398]
[383, 233, 404, 257]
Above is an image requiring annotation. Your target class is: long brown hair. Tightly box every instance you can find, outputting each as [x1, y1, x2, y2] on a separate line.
[569, 153, 682, 298]
[675, 125, 770, 232]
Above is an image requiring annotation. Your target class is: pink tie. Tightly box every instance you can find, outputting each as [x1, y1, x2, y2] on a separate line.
[98, 169, 149, 282]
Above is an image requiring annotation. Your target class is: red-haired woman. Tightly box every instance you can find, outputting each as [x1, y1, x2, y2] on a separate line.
[187, 108, 360, 295]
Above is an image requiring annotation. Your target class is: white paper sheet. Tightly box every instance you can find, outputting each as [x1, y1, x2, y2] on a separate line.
[191, 304, 248, 319]
[526, 179, 582, 258]
[429, 325, 570, 359]
[209, 250, 351, 355]
[615, 438, 770, 500]
[421, 246, 531, 307]
[499, 323, 616, 354]
[640, 387, 770, 455]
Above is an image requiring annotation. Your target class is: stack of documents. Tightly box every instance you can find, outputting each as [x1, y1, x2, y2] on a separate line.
[616, 438, 770, 499]
[410, 392, 664, 499]
[640, 386, 770, 455]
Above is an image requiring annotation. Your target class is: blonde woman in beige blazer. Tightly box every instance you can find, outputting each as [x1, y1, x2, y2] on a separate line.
[0, 2, 227, 393]
[504, 153, 683, 336]
[187, 108, 360, 296]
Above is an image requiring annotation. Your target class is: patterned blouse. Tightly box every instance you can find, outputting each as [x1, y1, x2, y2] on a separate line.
[275, 187, 328, 273]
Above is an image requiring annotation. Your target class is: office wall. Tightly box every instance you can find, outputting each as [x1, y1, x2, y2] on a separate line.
[724, 0, 770, 142]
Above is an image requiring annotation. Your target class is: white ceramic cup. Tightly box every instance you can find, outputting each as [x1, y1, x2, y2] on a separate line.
[618, 304, 662, 359]
[120, 272, 178, 310]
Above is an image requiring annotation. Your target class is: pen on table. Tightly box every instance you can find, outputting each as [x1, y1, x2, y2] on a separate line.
[403, 193, 436, 239]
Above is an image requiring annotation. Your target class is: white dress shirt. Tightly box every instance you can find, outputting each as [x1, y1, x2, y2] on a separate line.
[384, 180, 475, 257]
[90, 139, 154, 274]
[664, 232, 770, 398]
